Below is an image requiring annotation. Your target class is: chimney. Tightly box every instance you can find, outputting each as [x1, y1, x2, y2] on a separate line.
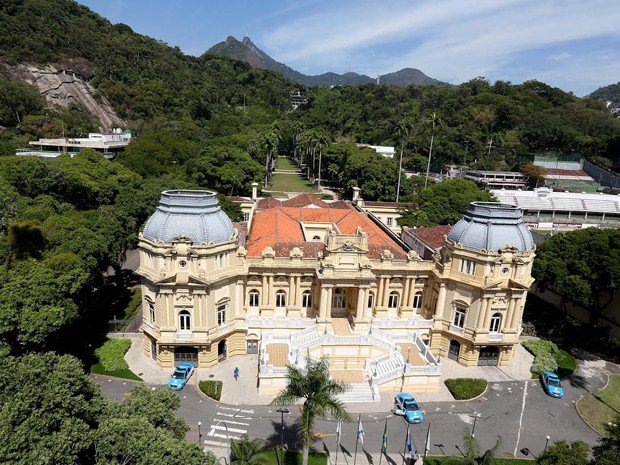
[251, 182, 258, 202]
[352, 186, 361, 205]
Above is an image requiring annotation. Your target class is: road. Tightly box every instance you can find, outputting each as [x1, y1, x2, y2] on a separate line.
[95, 361, 605, 461]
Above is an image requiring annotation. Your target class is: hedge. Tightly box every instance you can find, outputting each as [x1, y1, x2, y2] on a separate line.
[199, 380, 222, 401]
[94, 338, 131, 372]
[522, 339, 576, 377]
[444, 378, 487, 400]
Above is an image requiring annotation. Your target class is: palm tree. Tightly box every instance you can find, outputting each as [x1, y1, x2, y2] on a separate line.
[230, 434, 265, 465]
[315, 132, 330, 189]
[261, 131, 279, 188]
[424, 112, 443, 190]
[271, 358, 351, 465]
[395, 117, 415, 202]
[443, 433, 501, 465]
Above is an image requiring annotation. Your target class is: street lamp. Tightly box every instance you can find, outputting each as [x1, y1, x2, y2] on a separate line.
[198, 421, 202, 444]
[544, 435, 550, 453]
[471, 413, 482, 437]
[213, 421, 231, 463]
[276, 408, 290, 465]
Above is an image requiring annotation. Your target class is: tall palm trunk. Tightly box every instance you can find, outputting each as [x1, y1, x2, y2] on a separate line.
[424, 133, 434, 189]
[396, 141, 404, 202]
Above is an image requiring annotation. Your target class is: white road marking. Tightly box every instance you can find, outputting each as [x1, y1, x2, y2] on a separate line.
[220, 406, 254, 414]
[513, 380, 528, 457]
[216, 412, 252, 420]
[209, 432, 242, 441]
[203, 439, 229, 448]
[210, 424, 248, 434]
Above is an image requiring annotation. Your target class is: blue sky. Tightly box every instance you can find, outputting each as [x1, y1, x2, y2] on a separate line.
[77, 0, 620, 96]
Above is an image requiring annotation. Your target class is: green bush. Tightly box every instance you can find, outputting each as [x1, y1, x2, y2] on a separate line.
[424, 457, 532, 464]
[531, 352, 558, 375]
[123, 288, 142, 321]
[522, 340, 576, 377]
[444, 378, 487, 400]
[320, 194, 334, 200]
[94, 338, 131, 372]
[199, 380, 222, 401]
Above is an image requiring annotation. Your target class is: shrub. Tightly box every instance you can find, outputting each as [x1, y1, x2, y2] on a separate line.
[94, 338, 131, 372]
[320, 194, 334, 200]
[531, 352, 559, 376]
[444, 378, 487, 400]
[522, 339, 558, 357]
[199, 380, 222, 401]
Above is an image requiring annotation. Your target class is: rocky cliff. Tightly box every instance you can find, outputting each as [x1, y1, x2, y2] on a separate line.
[5, 60, 124, 132]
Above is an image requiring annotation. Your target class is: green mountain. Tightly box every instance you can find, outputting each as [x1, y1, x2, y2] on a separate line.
[589, 82, 620, 113]
[0, 0, 294, 123]
[205, 36, 447, 87]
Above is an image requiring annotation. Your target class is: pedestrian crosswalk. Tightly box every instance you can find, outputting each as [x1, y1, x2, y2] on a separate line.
[203, 406, 256, 449]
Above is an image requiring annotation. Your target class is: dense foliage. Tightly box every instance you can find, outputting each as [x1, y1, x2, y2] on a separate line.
[94, 338, 131, 372]
[533, 228, 620, 324]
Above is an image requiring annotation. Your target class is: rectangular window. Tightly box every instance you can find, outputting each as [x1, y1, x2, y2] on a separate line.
[412, 293, 423, 309]
[248, 291, 259, 307]
[460, 259, 476, 275]
[149, 301, 155, 323]
[217, 305, 227, 326]
[387, 217, 393, 226]
[453, 308, 466, 328]
[243, 212, 250, 222]
[302, 292, 312, 308]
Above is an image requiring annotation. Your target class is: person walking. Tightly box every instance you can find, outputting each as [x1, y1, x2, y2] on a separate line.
[234, 367, 239, 381]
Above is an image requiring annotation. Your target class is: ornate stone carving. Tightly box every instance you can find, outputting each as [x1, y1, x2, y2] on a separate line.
[380, 249, 393, 261]
[290, 247, 303, 258]
[261, 247, 275, 258]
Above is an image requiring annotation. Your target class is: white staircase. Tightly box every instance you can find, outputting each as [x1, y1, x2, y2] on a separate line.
[337, 382, 376, 403]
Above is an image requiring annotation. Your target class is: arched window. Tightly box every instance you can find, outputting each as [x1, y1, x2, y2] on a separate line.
[388, 291, 399, 309]
[312, 235, 321, 242]
[275, 290, 287, 308]
[217, 303, 227, 326]
[248, 289, 260, 307]
[146, 297, 155, 323]
[413, 292, 423, 309]
[453, 307, 466, 328]
[367, 292, 375, 310]
[302, 291, 312, 308]
[490, 313, 502, 332]
[179, 311, 191, 331]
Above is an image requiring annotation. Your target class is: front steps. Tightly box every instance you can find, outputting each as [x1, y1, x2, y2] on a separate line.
[336, 382, 376, 403]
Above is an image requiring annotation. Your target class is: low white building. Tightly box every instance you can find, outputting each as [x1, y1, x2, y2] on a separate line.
[16, 129, 131, 159]
[356, 144, 395, 159]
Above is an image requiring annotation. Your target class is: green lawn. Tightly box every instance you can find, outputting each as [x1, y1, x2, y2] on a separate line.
[269, 172, 318, 193]
[424, 457, 533, 464]
[577, 374, 620, 435]
[90, 362, 143, 381]
[275, 157, 300, 171]
[255, 449, 327, 465]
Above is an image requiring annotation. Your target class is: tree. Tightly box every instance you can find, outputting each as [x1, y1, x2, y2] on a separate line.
[399, 179, 495, 227]
[0, 353, 103, 465]
[271, 358, 350, 465]
[535, 440, 589, 465]
[0, 78, 45, 126]
[591, 415, 620, 465]
[423, 112, 443, 190]
[532, 228, 620, 325]
[395, 117, 415, 202]
[230, 434, 265, 465]
[443, 433, 501, 465]
[521, 163, 545, 188]
[315, 132, 330, 188]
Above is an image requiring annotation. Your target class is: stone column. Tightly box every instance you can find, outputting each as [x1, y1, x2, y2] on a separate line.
[356, 287, 366, 320]
[262, 276, 268, 305]
[268, 275, 274, 306]
[376, 277, 384, 307]
[288, 277, 294, 307]
[434, 283, 447, 319]
[511, 292, 527, 328]
[402, 278, 411, 308]
[326, 287, 333, 319]
[505, 297, 516, 331]
[295, 276, 302, 307]
[483, 300, 493, 330]
[201, 294, 207, 327]
[319, 286, 328, 320]
[476, 297, 489, 330]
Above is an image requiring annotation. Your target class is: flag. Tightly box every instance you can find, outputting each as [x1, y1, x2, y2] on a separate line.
[381, 419, 388, 454]
[357, 416, 365, 445]
[406, 427, 413, 456]
[424, 423, 431, 457]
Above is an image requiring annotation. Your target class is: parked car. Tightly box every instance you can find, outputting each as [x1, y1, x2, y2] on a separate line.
[168, 362, 194, 390]
[541, 371, 564, 398]
[392, 392, 424, 424]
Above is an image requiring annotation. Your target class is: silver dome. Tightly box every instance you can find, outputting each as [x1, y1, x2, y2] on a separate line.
[142, 190, 235, 245]
[447, 202, 534, 252]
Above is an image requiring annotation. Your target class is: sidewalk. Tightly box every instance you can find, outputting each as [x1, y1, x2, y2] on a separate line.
[121, 333, 534, 411]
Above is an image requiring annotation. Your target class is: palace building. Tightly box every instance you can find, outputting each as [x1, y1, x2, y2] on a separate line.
[138, 190, 535, 399]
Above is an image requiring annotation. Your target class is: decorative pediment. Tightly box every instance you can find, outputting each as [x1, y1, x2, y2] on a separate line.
[175, 293, 192, 302]
[261, 247, 275, 258]
[380, 249, 394, 261]
[237, 246, 247, 258]
[407, 250, 421, 261]
[290, 247, 303, 258]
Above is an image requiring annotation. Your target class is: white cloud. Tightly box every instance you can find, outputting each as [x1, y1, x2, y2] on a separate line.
[548, 52, 572, 62]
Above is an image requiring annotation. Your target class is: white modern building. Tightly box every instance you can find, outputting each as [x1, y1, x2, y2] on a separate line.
[16, 130, 131, 159]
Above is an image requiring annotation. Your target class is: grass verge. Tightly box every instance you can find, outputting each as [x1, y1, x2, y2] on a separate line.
[90, 362, 142, 381]
[424, 457, 533, 464]
[90, 338, 142, 381]
[576, 374, 620, 435]
[255, 449, 327, 465]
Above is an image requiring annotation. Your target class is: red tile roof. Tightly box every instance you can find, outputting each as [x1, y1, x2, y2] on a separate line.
[404, 225, 451, 251]
[256, 197, 283, 210]
[281, 193, 330, 208]
[247, 206, 407, 259]
[363, 201, 415, 207]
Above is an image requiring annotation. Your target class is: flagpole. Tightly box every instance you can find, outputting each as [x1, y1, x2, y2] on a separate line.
[424, 422, 431, 458]
[353, 415, 360, 465]
[335, 421, 340, 465]
[402, 424, 410, 465]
